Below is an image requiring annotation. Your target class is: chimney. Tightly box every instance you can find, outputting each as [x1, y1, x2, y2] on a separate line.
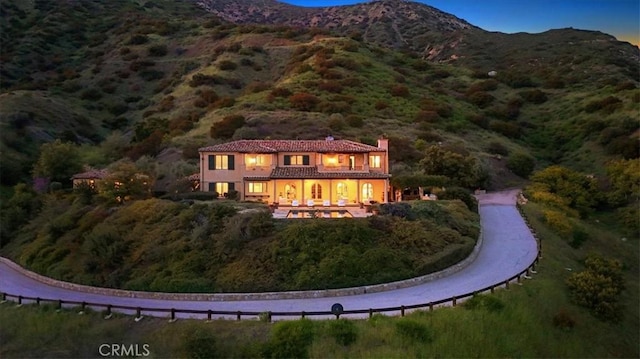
[377, 137, 388, 151]
[325, 135, 334, 141]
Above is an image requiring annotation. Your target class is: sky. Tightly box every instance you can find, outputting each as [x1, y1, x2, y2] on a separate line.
[280, 0, 640, 46]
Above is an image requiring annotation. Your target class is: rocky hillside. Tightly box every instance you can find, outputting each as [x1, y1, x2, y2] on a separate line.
[196, 0, 477, 59]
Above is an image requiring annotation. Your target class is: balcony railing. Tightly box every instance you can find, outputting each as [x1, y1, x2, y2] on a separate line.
[317, 164, 368, 172]
[244, 165, 272, 172]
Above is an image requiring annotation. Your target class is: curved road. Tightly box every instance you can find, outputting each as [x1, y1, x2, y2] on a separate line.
[0, 189, 538, 319]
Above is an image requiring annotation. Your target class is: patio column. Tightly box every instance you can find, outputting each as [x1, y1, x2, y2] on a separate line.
[384, 179, 389, 203]
[329, 179, 333, 205]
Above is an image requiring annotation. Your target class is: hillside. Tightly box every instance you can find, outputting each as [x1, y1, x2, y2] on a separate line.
[0, 0, 638, 191]
[0, 2, 638, 356]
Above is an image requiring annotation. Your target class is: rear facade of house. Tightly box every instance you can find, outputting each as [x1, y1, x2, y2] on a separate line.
[198, 137, 390, 206]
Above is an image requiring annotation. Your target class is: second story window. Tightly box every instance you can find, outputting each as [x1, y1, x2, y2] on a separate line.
[369, 155, 381, 168]
[247, 155, 266, 166]
[208, 155, 235, 170]
[284, 155, 310, 166]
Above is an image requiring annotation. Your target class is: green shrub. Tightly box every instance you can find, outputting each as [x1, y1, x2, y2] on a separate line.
[390, 84, 410, 97]
[218, 60, 237, 71]
[264, 319, 315, 359]
[289, 92, 319, 111]
[467, 91, 494, 108]
[507, 152, 535, 178]
[463, 294, 505, 312]
[127, 34, 148, 45]
[570, 226, 589, 248]
[542, 209, 573, 238]
[182, 327, 219, 359]
[585, 96, 622, 114]
[395, 319, 432, 343]
[519, 89, 548, 104]
[345, 115, 363, 128]
[328, 319, 357, 346]
[379, 202, 412, 218]
[487, 141, 509, 156]
[189, 73, 225, 87]
[147, 44, 168, 57]
[566, 254, 624, 321]
[138, 69, 164, 81]
[210, 114, 245, 139]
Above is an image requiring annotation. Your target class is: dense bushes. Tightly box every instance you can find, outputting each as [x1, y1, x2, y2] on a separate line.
[263, 320, 314, 359]
[566, 254, 625, 321]
[210, 114, 245, 139]
[7, 195, 479, 293]
[507, 152, 535, 178]
[289, 92, 319, 111]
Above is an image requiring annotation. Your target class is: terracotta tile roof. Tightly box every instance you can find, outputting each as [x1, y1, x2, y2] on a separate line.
[243, 176, 272, 181]
[270, 167, 390, 179]
[199, 139, 384, 153]
[71, 169, 108, 180]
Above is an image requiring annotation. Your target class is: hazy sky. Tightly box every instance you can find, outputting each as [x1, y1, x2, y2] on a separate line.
[280, 0, 640, 46]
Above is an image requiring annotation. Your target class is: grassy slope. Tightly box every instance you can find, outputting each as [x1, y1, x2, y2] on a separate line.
[1, 201, 637, 358]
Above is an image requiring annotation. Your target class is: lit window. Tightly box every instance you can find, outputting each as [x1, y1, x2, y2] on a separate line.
[362, 183, 373, 199]
[369, 155, 381, 168]
[216, 183, 228, 196]
[208, 155, 235, 170]
[248, 182, 264, 193]
[247, 155, 266, 166]
[216, 156, 228, 169]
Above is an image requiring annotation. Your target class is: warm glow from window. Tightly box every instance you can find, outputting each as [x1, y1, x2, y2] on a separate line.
[246, 155, 266, 166]
[362, 183, 373, 199]
[216, 156, 229, 169]
[215, 183, 228, 196]
[249, 182, 264, 193]
[369, 155, 381, 168]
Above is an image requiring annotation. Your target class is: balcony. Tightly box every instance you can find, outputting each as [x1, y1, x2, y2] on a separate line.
[244, 165, 272, 172]
[317, 164, 369, 172]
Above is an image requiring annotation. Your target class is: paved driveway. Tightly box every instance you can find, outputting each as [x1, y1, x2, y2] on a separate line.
[0, 189, 538, 319]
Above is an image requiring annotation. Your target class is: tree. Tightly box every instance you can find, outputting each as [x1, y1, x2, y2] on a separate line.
[605, 158, 640, 207]
[507, 152, 535, 178]
[420, 145, 485, 188]
[566, 254, 624, 321]
[32, 139, 82, 186]
[0, 183, 42, 246]
[529, 165, 600, 216]
[98, 160, 153, 204]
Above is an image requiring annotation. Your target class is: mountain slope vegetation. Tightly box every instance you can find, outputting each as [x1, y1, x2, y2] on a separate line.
[1, 0, 638, 190]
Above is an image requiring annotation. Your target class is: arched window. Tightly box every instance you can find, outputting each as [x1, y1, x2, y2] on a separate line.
[362, 183, 373, 200]
[311, 183, 322, 199]
[336, 182, 348, 198]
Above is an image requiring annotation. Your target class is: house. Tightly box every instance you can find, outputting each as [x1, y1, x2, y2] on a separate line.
[198, 137, 390, 206]
[71, 169, 109, 188]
